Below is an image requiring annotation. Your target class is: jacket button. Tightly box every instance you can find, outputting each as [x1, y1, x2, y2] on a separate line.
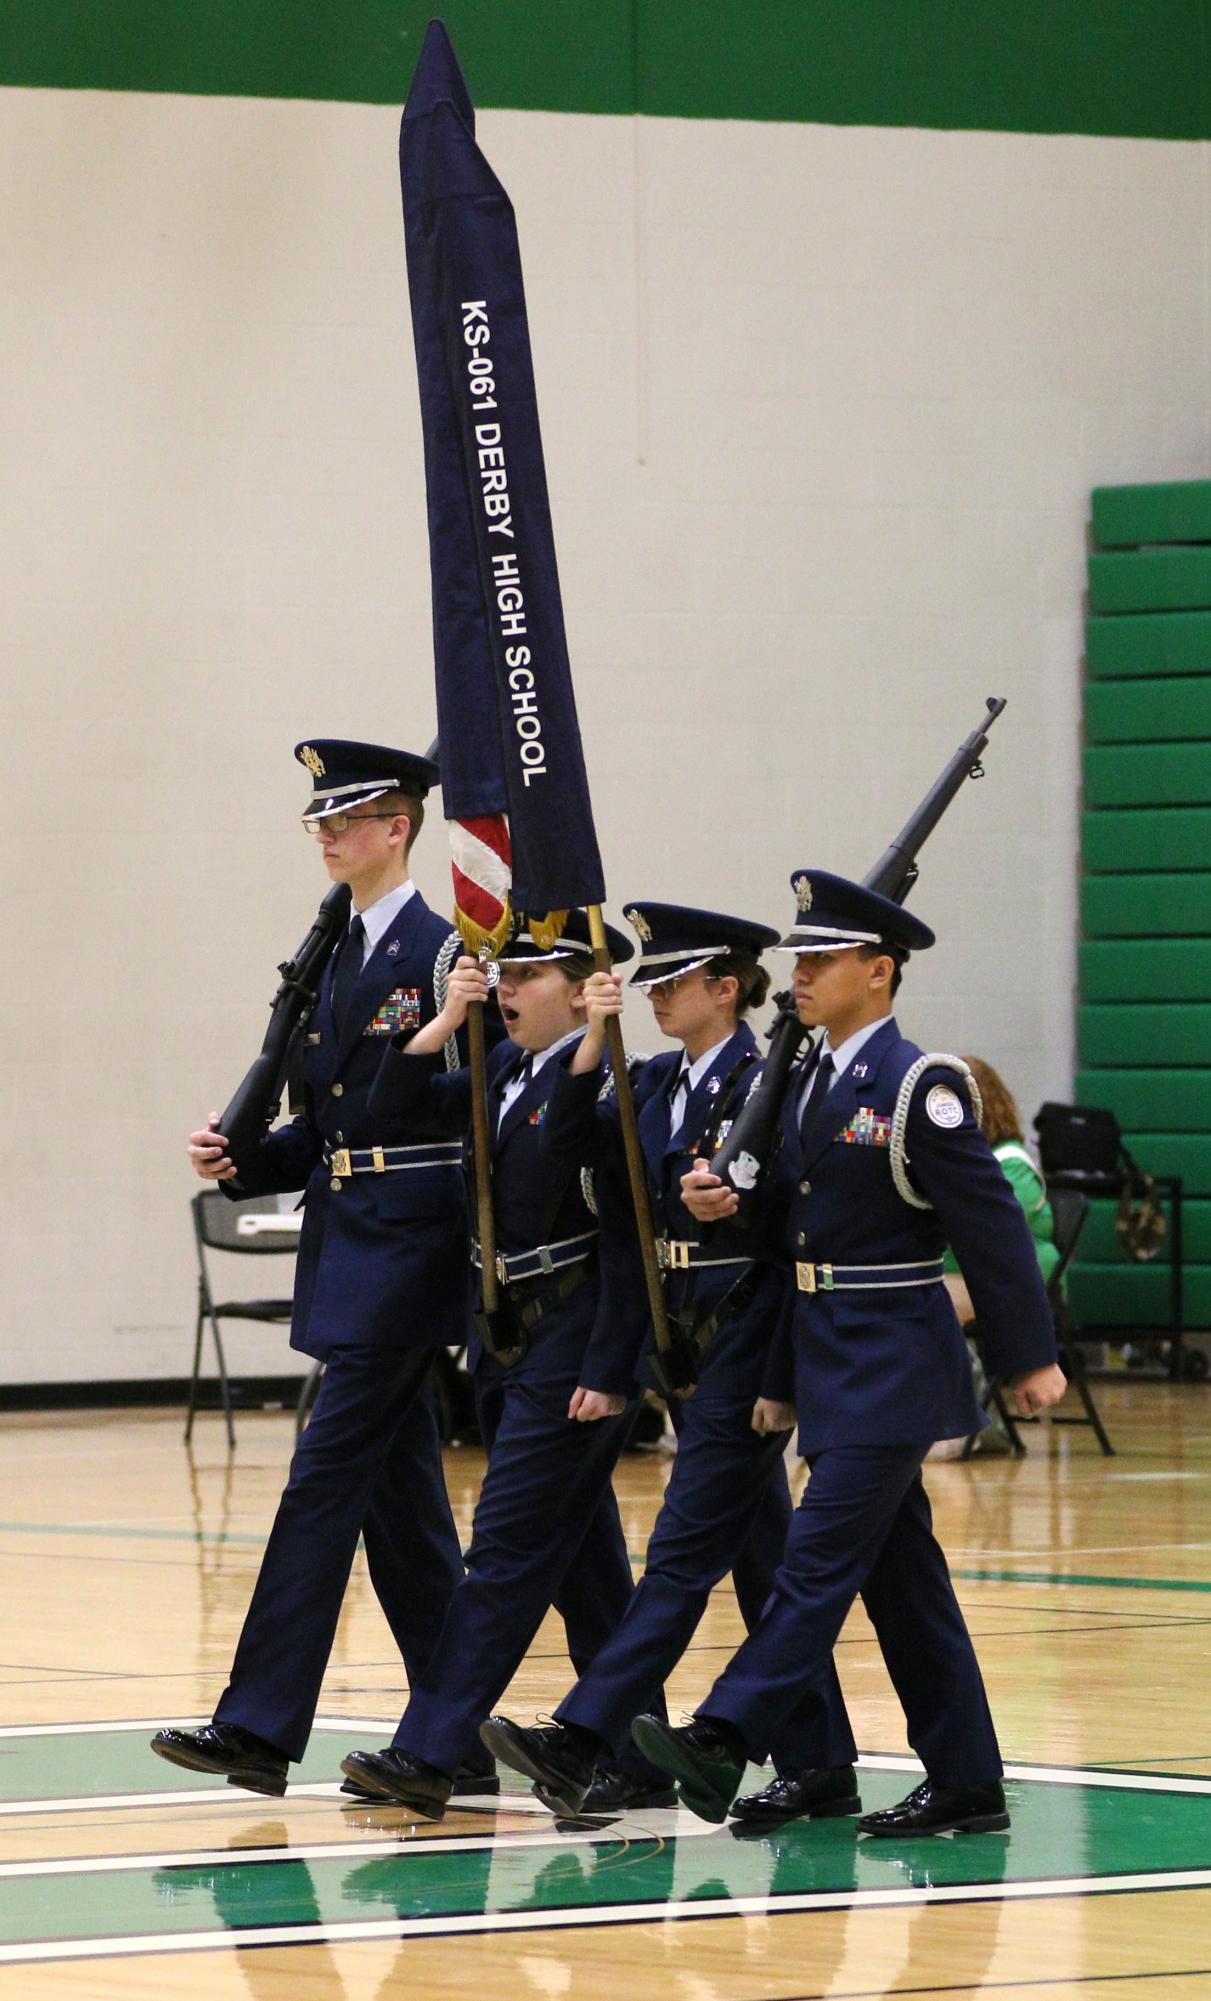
[330, 1177, 343, 1192]
[334, 1131, 344, 1145]
[331, 1082, 344, 1097]
[795, 1232, 806, 1248]
[799, 1179, 811, 1195]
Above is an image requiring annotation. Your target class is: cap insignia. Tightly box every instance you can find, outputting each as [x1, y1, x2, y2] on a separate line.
[626, 908, 653, 944]
[301, 745, 326, 780]
[793, 874, 813, 913]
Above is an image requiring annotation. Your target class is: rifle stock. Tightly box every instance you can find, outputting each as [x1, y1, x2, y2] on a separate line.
[709, 696, 1007, 1210]
[220, 881, 352, 1172]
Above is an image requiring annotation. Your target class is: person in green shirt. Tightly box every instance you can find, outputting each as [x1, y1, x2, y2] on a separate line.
[934, 1057, 1058, 1458]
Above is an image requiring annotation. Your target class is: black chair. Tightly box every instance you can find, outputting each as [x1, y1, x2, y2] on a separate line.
[963, 1186, 1114, 1459]
[189, 1191, 298, 1449]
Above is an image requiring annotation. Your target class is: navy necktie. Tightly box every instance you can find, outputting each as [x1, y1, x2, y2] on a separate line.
[330, 915, 366, 1035]
[798, 1049, 836, 1147]
[668, 1067, 692, 1142]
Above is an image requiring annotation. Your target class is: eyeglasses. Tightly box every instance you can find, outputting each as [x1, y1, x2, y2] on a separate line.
[302, 812, 400, 837]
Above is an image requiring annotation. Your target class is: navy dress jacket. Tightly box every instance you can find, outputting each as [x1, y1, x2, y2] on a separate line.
[225, 890, 471, 1360]
[760, 1017, 1059, 1451]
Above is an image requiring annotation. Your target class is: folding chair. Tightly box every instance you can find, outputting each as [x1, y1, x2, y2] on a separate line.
[189, 1191, 298, 1449]
[963, 1186, 1114, 1458]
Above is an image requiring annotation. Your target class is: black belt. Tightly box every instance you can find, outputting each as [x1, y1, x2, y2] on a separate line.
[475, 1261, 592, 1367]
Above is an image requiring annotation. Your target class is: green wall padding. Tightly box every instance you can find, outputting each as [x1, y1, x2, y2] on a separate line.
[1079, 941, 1211, 1002]
[1081, 873, 1211, 937]
[1083, 807, 1211, 872]
[1074, 1068, 1211, 1131]
[1118, 1133, 1211, 1192]
[1092, 481, 1211, 550]
[1089, 548, 1211, 616]
[1086, 679, 1211, 745]
[1079, 1004, 1211, 1067]
[1079, 1196, 1211, 1263]
[0, 0, 1209, 135]
[1086, 611, 1211, 680]
[1084, 743, 1211, 808]
[1067, 1262, 1206, 1327]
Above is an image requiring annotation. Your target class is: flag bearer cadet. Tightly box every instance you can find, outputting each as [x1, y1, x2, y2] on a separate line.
[484, 903, 858, 1824]
[152, 739, 493, 1799]
[340, 910, 672, 1820]
[623, 871, 1065, 1833]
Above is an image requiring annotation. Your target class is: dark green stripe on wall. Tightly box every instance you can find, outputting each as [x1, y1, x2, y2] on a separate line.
[1, 1, 1210, 136]
[1081, 873, 1211, 935]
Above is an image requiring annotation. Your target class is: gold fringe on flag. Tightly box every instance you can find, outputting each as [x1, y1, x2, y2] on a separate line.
[455, 898, 514, 960]
[527, 908, 570, 951]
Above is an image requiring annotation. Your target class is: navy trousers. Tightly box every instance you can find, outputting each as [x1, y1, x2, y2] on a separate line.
[215, 1345, 464, 1762]
[393, 1343, 644, 1777]
[700, 1444, 1003, 1787]
[557, 1387, 855, 1769]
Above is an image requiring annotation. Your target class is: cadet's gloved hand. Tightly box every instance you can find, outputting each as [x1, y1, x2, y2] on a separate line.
[568, 1387, 626, 1422]
[680, 1158, 740, 1221]
[752, 1397, 796, 1435]
[1008, 1362, 1067, 1416]
[187, 1114, 237, 1181]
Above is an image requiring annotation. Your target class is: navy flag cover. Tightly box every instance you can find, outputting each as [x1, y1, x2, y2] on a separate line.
[401, 19, 605, 948]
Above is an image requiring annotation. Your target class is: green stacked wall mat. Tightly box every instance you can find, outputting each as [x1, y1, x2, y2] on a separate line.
[1081, 873, 1211, 936]
[1079, 941, 1211, 1002]
[1086, 679, 1211, 744]
[1092, 481, 1211, 550]
[1082, 807, 1211, 872]
[1086, 611, 1211, 680]
[1073, 1068, 1211, 1131]
[1078, 1004, 1211, 1068]
[1084, 744, 1211, 808]
[1089, 549, 1211, 616]
[1067, 1263, 1211, 1327]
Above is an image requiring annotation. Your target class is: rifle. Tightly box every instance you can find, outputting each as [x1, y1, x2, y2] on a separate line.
[710, 696, 1007, 1213]
[219, 882, 352, 1173]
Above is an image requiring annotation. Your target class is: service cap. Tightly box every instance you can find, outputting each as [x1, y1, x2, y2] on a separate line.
[623, 901, 780, 992]
[776, 869, 935, 956]
[496, 908, 634, 967]
[295, 738, 439, 819]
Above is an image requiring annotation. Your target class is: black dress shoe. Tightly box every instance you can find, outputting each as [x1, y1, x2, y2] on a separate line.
[150, 1723, 288, 1798]
[731, 1765, 862, 1825]
[544, 1762, 677, 1815]
[629, 1716, 744, 1825]
[479, 1717, 596, 1817]
[340, 1758, 500, 1803]
[339, 1748, 452, 1821]
[858, 1778, 1010, 1837]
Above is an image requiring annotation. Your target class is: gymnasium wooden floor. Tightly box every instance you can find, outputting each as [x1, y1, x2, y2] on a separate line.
[3, 1383, 1211, 1997]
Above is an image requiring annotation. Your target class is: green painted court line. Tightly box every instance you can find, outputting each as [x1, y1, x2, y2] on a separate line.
[954, 1568, 1211, 1595]
[2, 1772, 1211, 1957]
[0, 1521, 269, 1548]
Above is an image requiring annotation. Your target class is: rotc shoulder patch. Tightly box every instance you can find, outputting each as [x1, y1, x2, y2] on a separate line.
[925, 1084, 965, 1129]
[364, 988, 423, 1036]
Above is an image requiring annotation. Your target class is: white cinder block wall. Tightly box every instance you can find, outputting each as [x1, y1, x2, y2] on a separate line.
[1, 90, 1207, 1381]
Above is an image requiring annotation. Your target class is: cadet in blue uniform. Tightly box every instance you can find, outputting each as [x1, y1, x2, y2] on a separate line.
[152, 740, 490, 1799]
[483, 904, 858, 1823]
[627, 871, 1067, 1834]
[338, 911, 670, 1821]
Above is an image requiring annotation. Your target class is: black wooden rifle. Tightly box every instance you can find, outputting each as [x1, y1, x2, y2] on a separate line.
[220, 881, 352, 1173]
[709, 696, 1007, 1215]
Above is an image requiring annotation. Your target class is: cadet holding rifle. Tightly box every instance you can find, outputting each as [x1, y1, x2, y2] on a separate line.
[151, 738, 496, 1800]
[628, 862, 1067, 1835]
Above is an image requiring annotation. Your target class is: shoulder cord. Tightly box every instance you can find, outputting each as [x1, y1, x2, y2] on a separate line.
[581, 1053, 649, 1216]
[889, 1054, 984, 1211]
[433, 931, 462, 1074]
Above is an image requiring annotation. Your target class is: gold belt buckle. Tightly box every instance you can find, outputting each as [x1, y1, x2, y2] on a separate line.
[330, 1148, 351, 1179]
[495, 1253, 510, 1286]
[796, 1261, 816, 1294]
[666, 1240, 692, 1271]
[372, 1146, 386, 1174]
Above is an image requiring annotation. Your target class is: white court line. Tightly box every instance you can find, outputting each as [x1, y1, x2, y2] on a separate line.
[0, 1808, 712, 1880]
[4, 1756, 1210, 1835]
[0, 1716, 396, 1740]
[3, 1868, 1211, 1966]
